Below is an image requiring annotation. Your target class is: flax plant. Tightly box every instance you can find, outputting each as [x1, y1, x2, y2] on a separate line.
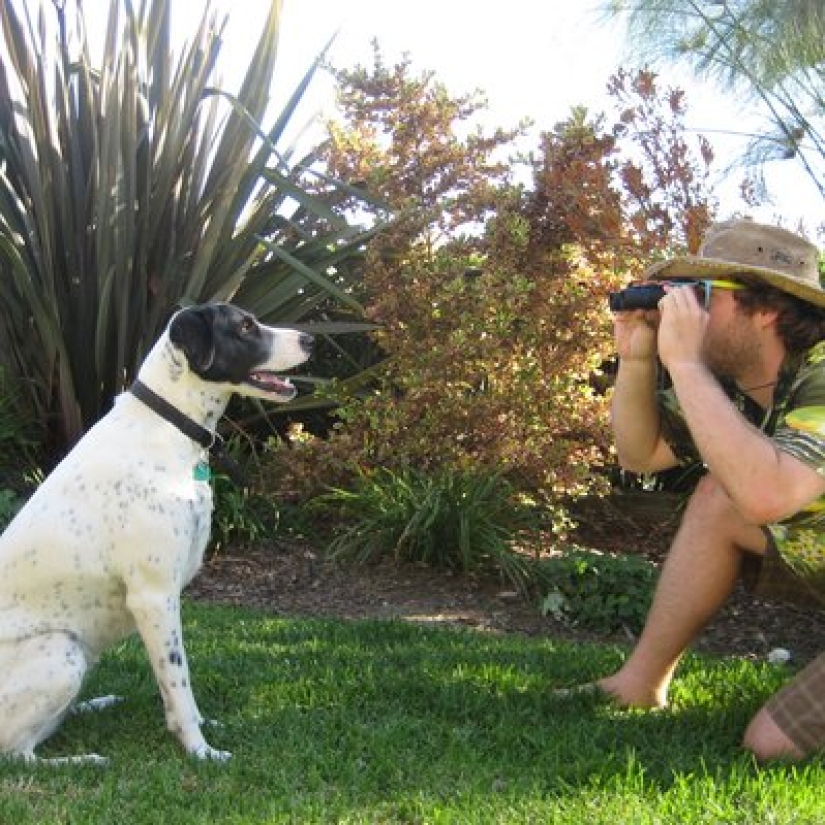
[0, 0, 383, 455]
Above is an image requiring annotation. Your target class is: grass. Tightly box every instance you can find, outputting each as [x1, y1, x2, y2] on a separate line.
[1, 602, 824, 824]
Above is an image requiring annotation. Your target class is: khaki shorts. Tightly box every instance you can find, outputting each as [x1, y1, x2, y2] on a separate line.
[742, 533, 825, 754]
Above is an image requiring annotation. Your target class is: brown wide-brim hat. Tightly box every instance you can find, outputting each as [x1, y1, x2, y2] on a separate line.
[644, 219, 825, 308]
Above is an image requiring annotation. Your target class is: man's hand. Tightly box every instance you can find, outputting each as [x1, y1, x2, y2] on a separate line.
[656, 284, 708, 372]
[611, 304, 678, 475]
[613, 308, 659, 363]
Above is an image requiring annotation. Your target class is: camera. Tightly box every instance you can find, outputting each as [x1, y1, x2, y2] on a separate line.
[608, 283, 667, 312]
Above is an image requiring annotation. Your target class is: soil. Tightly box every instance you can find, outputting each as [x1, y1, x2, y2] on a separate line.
[186, 531, 825, 665]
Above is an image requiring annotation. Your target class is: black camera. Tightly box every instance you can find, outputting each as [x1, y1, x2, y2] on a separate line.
[608, 283, 667, 312]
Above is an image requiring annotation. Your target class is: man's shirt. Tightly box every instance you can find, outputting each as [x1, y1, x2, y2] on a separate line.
[657, 340, 825, 583]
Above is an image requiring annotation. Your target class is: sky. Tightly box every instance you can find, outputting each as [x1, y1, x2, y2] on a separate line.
[80, 0, 825, 232]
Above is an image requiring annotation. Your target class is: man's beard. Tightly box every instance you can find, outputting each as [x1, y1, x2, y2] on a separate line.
[702, 317, 761, 383]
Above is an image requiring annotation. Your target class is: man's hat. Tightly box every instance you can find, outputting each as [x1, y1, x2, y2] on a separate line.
[645, 219, 825, 308]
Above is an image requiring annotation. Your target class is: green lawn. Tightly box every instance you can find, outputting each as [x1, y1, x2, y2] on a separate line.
[1, 602, 823, 824]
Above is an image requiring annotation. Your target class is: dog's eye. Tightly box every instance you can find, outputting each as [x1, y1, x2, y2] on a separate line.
[239, 318, 257, 336]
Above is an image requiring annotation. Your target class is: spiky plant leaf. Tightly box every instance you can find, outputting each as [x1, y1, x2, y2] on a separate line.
[0, 0, 386, 455]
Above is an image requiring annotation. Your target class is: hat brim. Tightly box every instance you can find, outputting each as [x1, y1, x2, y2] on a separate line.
[645, 256, 825, 309]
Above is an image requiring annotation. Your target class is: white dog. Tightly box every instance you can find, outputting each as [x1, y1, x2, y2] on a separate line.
[0, 303, 312, 764]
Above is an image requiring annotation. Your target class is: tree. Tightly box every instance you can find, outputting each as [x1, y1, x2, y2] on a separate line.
[602, 1, 825, 209]
[607, 68, 716, 253]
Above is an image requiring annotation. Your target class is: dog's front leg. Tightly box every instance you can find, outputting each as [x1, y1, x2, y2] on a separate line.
[127, 590, 230, 761]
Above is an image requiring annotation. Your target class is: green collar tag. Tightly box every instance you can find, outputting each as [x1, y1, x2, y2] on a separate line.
[194, 462, 211, 482]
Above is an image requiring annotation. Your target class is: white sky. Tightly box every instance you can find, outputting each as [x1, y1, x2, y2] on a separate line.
[77, 0, 825, 232]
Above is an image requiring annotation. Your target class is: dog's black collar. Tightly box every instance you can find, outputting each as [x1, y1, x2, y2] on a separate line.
[129, 380, 246, 487]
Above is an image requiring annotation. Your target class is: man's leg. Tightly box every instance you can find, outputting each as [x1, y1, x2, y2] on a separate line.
[743, 651, 825, 762]
[742, 708, 805, 762]
[596, 475, 769, 708]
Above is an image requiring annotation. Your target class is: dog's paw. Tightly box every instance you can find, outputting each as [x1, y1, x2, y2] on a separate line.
[191, 744, 232, 762]
[37, 753, 111, 767]
[73, 695, 124, 715]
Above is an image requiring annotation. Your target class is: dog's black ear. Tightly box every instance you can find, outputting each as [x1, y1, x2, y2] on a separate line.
[168, 306, 216, 374]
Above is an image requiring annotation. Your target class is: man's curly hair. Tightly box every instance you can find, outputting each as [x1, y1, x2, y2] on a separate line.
[733, 277, 825, 352]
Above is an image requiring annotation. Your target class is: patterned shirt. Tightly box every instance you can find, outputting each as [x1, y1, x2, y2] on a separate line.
[658, 340, 825, 583]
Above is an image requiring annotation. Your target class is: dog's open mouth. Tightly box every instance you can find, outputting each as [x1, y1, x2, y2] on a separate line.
[245, 371, 296, 397]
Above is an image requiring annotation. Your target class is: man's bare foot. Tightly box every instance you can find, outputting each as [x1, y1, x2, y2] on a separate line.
[552, 676, 667, 709]
[597, 674, 668, 709]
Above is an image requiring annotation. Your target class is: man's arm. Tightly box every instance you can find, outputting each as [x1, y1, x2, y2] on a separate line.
[610, 311, 679, 474]
[667, 361, 825, 523]
[611, 359, 679, 473]
[659, 287, 825, 524]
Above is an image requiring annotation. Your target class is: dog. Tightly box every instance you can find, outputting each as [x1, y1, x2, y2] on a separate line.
[0, 303, 312, 764]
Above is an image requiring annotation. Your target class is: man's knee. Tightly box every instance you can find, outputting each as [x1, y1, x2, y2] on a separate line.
[686, 475, 732, 516]
[743, 707, 806, 763]
[682, 474, 768, 554]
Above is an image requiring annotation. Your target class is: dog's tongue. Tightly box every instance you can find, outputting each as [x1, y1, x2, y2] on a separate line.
[248, 371, 293, 394]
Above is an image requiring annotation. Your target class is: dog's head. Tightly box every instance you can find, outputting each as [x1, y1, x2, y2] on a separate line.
[169, 304, 312, 402]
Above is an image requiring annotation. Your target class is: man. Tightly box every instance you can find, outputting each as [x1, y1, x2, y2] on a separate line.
[586, 219, 825, 762]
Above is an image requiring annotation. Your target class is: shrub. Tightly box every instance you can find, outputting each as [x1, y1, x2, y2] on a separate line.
[206, 434, 285, 550]
[0, 365, 40, 495]
[210, 474, 281, 552]
[317, 467, 541, 591]
[538, 547, 657, 634]
[287, 57, 718, 525]
[0, 489, 22, 531]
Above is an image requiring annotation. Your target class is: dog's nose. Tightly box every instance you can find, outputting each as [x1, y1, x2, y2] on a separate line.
[299, 332, 314, 354]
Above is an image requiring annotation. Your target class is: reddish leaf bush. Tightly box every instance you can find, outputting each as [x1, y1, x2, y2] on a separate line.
[262, 55, 717, 537]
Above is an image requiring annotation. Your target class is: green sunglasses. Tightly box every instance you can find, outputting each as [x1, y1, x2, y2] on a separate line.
[684, 279, 745, 309]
